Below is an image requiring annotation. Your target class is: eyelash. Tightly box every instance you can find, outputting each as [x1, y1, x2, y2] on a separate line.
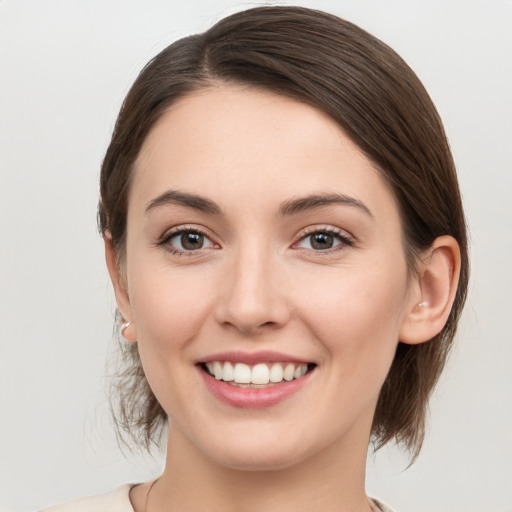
[156, 225, 354, 257]
[293, 226, 354, 254]
[156, 226, 216, 256]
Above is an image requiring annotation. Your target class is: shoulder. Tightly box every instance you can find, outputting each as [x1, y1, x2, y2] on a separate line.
[40, 484, 135, 512]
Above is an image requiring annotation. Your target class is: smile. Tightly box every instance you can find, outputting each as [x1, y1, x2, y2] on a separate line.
[203, 361, 312, 386]
[198, 356, 316, 408]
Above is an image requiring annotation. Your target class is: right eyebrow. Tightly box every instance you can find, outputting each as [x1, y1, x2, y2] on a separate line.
[145, 190, 223, 215]
[279, 192, 373, 218]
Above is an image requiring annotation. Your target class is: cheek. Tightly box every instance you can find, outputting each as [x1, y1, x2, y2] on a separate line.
[295, 261, 409, 369]
[128, 264, 214, 352]
[126, 265, 217, 417]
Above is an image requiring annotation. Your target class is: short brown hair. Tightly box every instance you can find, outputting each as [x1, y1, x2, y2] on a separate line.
[99, 6, 469, 460]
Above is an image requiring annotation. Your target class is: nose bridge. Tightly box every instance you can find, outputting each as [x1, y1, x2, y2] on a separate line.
[216, 239, 288, 333]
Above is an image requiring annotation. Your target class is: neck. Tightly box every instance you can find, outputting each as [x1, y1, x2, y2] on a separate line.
[145, 426, 372, 512]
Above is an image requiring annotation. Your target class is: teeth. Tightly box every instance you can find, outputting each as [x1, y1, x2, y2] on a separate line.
[269, 363, 283, 383]
[233, 363, 251, 384]
[205, 361, 310, 385]
[223, 361, 234, 382]
[283, 363, 295, 381]
[213, 361, 223, 380]
[251, 363, 270, 385]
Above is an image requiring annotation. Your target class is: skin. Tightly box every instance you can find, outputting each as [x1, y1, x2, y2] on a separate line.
[106, 85, 460, 512]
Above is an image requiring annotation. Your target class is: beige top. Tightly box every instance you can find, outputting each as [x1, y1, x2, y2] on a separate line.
[41, 484, 396, 512]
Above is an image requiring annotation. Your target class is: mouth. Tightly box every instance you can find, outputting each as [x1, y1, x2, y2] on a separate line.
[197, 351, 317, 408]
[199, 361, 317, 387]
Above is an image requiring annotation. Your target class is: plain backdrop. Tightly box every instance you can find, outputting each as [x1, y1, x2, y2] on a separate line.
[1, 1, 511, 511]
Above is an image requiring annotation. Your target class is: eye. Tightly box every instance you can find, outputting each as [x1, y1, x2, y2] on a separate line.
[160, 228, 216, 253]
[295, 228, 353, 252]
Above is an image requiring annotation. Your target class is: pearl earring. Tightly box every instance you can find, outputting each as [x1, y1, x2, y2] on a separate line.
[120, 321, 131, 338]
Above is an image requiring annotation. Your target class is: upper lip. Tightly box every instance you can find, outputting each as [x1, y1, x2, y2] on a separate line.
[198, 351, 312, 365]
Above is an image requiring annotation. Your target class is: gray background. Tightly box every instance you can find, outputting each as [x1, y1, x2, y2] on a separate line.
[1, 1, 511, 511]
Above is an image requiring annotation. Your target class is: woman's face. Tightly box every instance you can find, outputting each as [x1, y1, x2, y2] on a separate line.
[118, 86, 418, 470]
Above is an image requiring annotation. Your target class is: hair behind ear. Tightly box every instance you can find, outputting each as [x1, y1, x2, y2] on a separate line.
[373, 235, 463, 460]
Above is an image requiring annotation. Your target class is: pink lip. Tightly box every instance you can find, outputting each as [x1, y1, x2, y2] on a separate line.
[198, 365, 314, 409]
[199, 350, 310, 365]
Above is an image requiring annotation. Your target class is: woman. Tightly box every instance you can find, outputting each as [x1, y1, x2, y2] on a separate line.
[43, 6, 467, 511]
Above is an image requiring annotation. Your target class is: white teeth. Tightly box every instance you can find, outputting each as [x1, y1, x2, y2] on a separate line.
[269, 363, 283, 383]
[205, 361, 310, 385]
[283, 363, 295, 381]
[233, 363, 251, 384]
[294, 363, 308, 379]
[251, 364, 270, 385]
[223, 361, 234, 382]
[213, 361, 223, 380]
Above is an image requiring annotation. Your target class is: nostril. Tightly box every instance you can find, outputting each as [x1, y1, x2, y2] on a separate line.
[219, 319, 282, 337]
[214, 271, 291, 334]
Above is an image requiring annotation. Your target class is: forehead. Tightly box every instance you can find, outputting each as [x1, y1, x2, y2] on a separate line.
[130, 86, 397, 220]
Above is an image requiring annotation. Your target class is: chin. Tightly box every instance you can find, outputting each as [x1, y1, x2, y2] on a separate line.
[197, 429, 317, 472]
[212, 449, 304, 472]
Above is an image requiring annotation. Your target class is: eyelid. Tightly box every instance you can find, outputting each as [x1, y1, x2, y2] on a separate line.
[292, 225, 355, 252]
[156, 224, 219, 254]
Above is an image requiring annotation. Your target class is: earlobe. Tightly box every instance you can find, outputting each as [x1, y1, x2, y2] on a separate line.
[399, 235, 461, 345]
[104, 233, 137, 343]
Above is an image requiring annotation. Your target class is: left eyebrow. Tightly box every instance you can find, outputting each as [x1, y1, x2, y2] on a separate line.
[145, 190, 222, 215]
[279, 193, 373, 218]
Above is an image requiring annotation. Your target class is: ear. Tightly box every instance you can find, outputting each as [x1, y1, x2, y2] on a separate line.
[104, 233, 137, 343]
[399, 235, 461, 345]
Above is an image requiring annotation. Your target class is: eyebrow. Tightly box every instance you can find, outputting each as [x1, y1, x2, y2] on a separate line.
[145, 190, 372, 218]
[145, 190, 222, 215]
[279, 193, 373, 217]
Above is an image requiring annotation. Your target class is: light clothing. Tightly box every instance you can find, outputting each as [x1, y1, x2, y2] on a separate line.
[41, 484, 396, 511]
[41, 485, 135, 512]
[371, 498, 396, 512]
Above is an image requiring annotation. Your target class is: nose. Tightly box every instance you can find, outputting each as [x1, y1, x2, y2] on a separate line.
[215, 246, 291, 336]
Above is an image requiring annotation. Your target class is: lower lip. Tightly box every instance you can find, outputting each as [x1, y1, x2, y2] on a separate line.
[199, 367, 313, 408]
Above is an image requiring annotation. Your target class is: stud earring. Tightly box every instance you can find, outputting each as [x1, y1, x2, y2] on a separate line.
[416, 301, 429, 310]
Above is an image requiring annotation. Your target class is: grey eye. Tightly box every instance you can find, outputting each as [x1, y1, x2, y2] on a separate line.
[298, 231, 343, 251]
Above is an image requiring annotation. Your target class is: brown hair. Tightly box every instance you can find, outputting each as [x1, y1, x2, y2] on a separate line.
[99, 6, 469, 460]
